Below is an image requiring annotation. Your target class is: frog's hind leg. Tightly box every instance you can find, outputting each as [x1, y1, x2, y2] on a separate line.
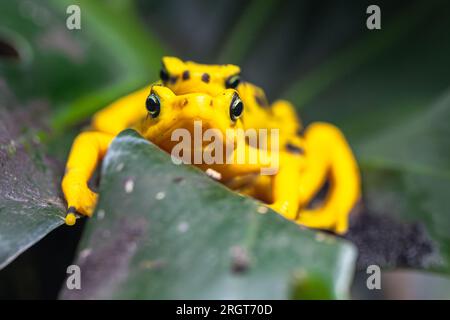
[296, 122, 361, 234]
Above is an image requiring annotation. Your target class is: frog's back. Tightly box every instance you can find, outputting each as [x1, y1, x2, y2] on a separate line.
[237, 82, 301, 147]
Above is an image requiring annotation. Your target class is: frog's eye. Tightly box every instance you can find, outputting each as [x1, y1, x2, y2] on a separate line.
[146, 93, 161, 118]
[225, 74, 241, 89]
[159, 66, 170, 83]
[230, 94, 244, 121]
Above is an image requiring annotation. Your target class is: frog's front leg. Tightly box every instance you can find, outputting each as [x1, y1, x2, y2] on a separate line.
[62, 131, 114, 225]
[296, 122, 361, 234]
[91, 86, 151, 135]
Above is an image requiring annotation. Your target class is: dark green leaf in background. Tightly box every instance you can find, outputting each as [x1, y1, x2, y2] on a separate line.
[0, 86, 64, 269]
[359, 91, 450, 273]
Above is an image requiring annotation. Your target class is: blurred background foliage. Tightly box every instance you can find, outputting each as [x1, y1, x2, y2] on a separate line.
[0, 0, 449, 299]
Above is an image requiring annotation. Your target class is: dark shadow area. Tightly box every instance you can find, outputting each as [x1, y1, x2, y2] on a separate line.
[0, 219, 86, 299]
[0, 38, 20, 60]
[345, 208, 440, 271]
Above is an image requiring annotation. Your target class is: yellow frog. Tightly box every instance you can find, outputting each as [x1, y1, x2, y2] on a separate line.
[62, 57, 360, 234]
[92, 57, 300, 147]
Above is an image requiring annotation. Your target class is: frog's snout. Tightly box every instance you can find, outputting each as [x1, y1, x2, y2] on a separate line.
[176, 94, 213, 111]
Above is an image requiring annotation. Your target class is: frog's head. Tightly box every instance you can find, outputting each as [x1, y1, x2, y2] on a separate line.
[159, 56, 241, 96]
[139, 85, 245, 155]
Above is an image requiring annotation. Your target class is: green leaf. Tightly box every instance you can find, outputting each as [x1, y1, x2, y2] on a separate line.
[218, 0, 279, 64]
[0, 91, 65, 269]
[359, 91, 450, 273]
[60, 130, 356, 299]
[281, 0, 441, 110]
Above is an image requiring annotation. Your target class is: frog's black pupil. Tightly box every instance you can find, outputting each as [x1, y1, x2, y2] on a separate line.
[226, 75, 240, 89]
[234, 101, 243, 116]
[160, 68, 169, 82]
[230, 96, 243, 121]
[146, 94, 160, 118]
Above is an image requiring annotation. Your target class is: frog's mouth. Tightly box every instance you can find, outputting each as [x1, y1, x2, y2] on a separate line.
[145, 113, 275, 173]
[149, 116, 239, 164]
[151, 110, 233, 141]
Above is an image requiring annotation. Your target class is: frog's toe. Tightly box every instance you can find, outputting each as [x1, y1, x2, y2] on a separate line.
[66, 189, 98, 219]
[65, 201, 97, 226]
[296, 209, 338, 232]
[269, 201, 298, 220]
[65, 207, 77, 226]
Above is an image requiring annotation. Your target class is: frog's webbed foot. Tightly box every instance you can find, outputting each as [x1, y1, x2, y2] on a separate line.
[62, 178, 98, 225]
[296, 208, 347, 235]
[65, 183, 98, 216]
